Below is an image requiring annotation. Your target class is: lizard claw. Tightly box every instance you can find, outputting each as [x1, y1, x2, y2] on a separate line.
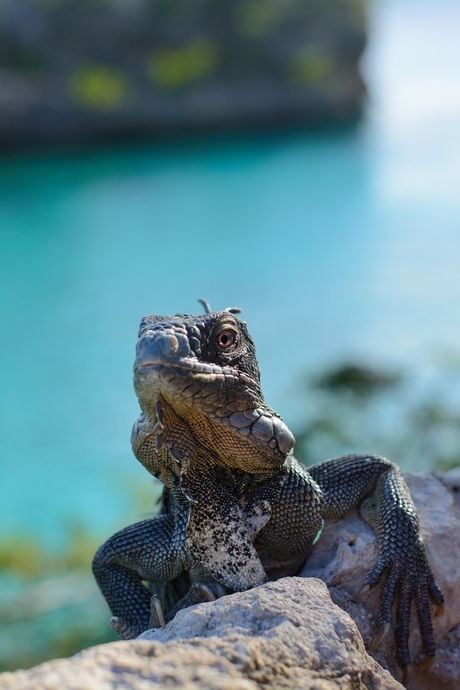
[415, 652, 434, 668]
[401, 664, 412, 687]
[434, 601, 445, 617]
[352, 584, 370, 602]
[149, 594, 166, 629]
[109, 616, 140, 640]
[196, 584, 216, 602]
[184, 582, 219, 605]
[161, 581, 223, 624]
[369, 623, 390, 651]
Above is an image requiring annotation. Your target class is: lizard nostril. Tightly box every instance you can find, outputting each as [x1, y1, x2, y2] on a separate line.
[168, 336, 179, 354]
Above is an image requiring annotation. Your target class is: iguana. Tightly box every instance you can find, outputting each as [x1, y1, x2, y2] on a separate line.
[93, 301, 444, 685]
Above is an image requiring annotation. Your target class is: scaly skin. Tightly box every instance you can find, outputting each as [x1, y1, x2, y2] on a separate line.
[93, 306, 444, 683]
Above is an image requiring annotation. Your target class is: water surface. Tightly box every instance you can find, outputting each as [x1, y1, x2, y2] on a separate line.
[1, 0, 459, 545]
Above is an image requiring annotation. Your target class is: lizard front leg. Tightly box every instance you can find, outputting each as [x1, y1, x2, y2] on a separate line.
[309, 454, 444, 684]
[358, 466, 444, 681]
[92, 512, 190, 638]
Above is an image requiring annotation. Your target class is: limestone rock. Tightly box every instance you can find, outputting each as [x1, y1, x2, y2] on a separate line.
[436, 467, 460, 513]
[0, 578, 400, 690]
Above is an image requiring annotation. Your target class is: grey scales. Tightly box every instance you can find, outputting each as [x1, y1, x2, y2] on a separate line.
[93, 302, 444, 686]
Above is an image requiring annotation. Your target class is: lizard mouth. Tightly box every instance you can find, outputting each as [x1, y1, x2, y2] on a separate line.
[134, 358, 256, 387]
[135, 359, 221, 375]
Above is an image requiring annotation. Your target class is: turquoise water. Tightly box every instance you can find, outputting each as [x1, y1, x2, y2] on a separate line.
[1, 0, 460, 545]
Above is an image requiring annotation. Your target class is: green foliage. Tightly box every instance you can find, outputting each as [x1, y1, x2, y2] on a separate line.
[294, 358, 460, 473]
[313, 364, 401, 400]
[148, 40, 219, 90]
[0, 479, 164, 673]
[235, 0, 280, 38]
[69, 64, 131, 109]
[0, 528, 97, 580]
[290, 45, 336, 85]
[0, 531, 117, 672]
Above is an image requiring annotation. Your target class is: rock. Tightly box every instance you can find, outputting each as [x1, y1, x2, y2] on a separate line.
[436, 467, 460, 513]
[301, 472, 460, 690]
[423, 622, 460, 690]
[0, 578, 400, 690]
[0, 0, 365, 148]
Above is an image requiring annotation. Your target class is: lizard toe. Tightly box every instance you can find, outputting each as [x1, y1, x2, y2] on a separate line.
[109, 616, 140, 640]
[149, 594, 166, 629]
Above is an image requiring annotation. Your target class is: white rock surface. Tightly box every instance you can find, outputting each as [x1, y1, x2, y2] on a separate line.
[0, 579, 400, 690]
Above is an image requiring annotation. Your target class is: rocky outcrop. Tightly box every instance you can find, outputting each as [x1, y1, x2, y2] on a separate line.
[0, 578, 400, 690]
[0, 0, 365, 148]
[0, 471, 458, 689]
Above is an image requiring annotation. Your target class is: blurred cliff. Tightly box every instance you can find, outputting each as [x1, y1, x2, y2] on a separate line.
[0, 0, 365, 148]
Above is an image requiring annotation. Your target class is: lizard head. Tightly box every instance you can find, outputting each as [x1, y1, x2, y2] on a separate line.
[132, 308, 295, 474]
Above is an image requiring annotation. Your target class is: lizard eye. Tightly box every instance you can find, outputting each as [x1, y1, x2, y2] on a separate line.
[217, 329, 236, 350]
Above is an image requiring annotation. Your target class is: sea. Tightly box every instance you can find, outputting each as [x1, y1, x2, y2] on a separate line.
[1, 0, 459, 546]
